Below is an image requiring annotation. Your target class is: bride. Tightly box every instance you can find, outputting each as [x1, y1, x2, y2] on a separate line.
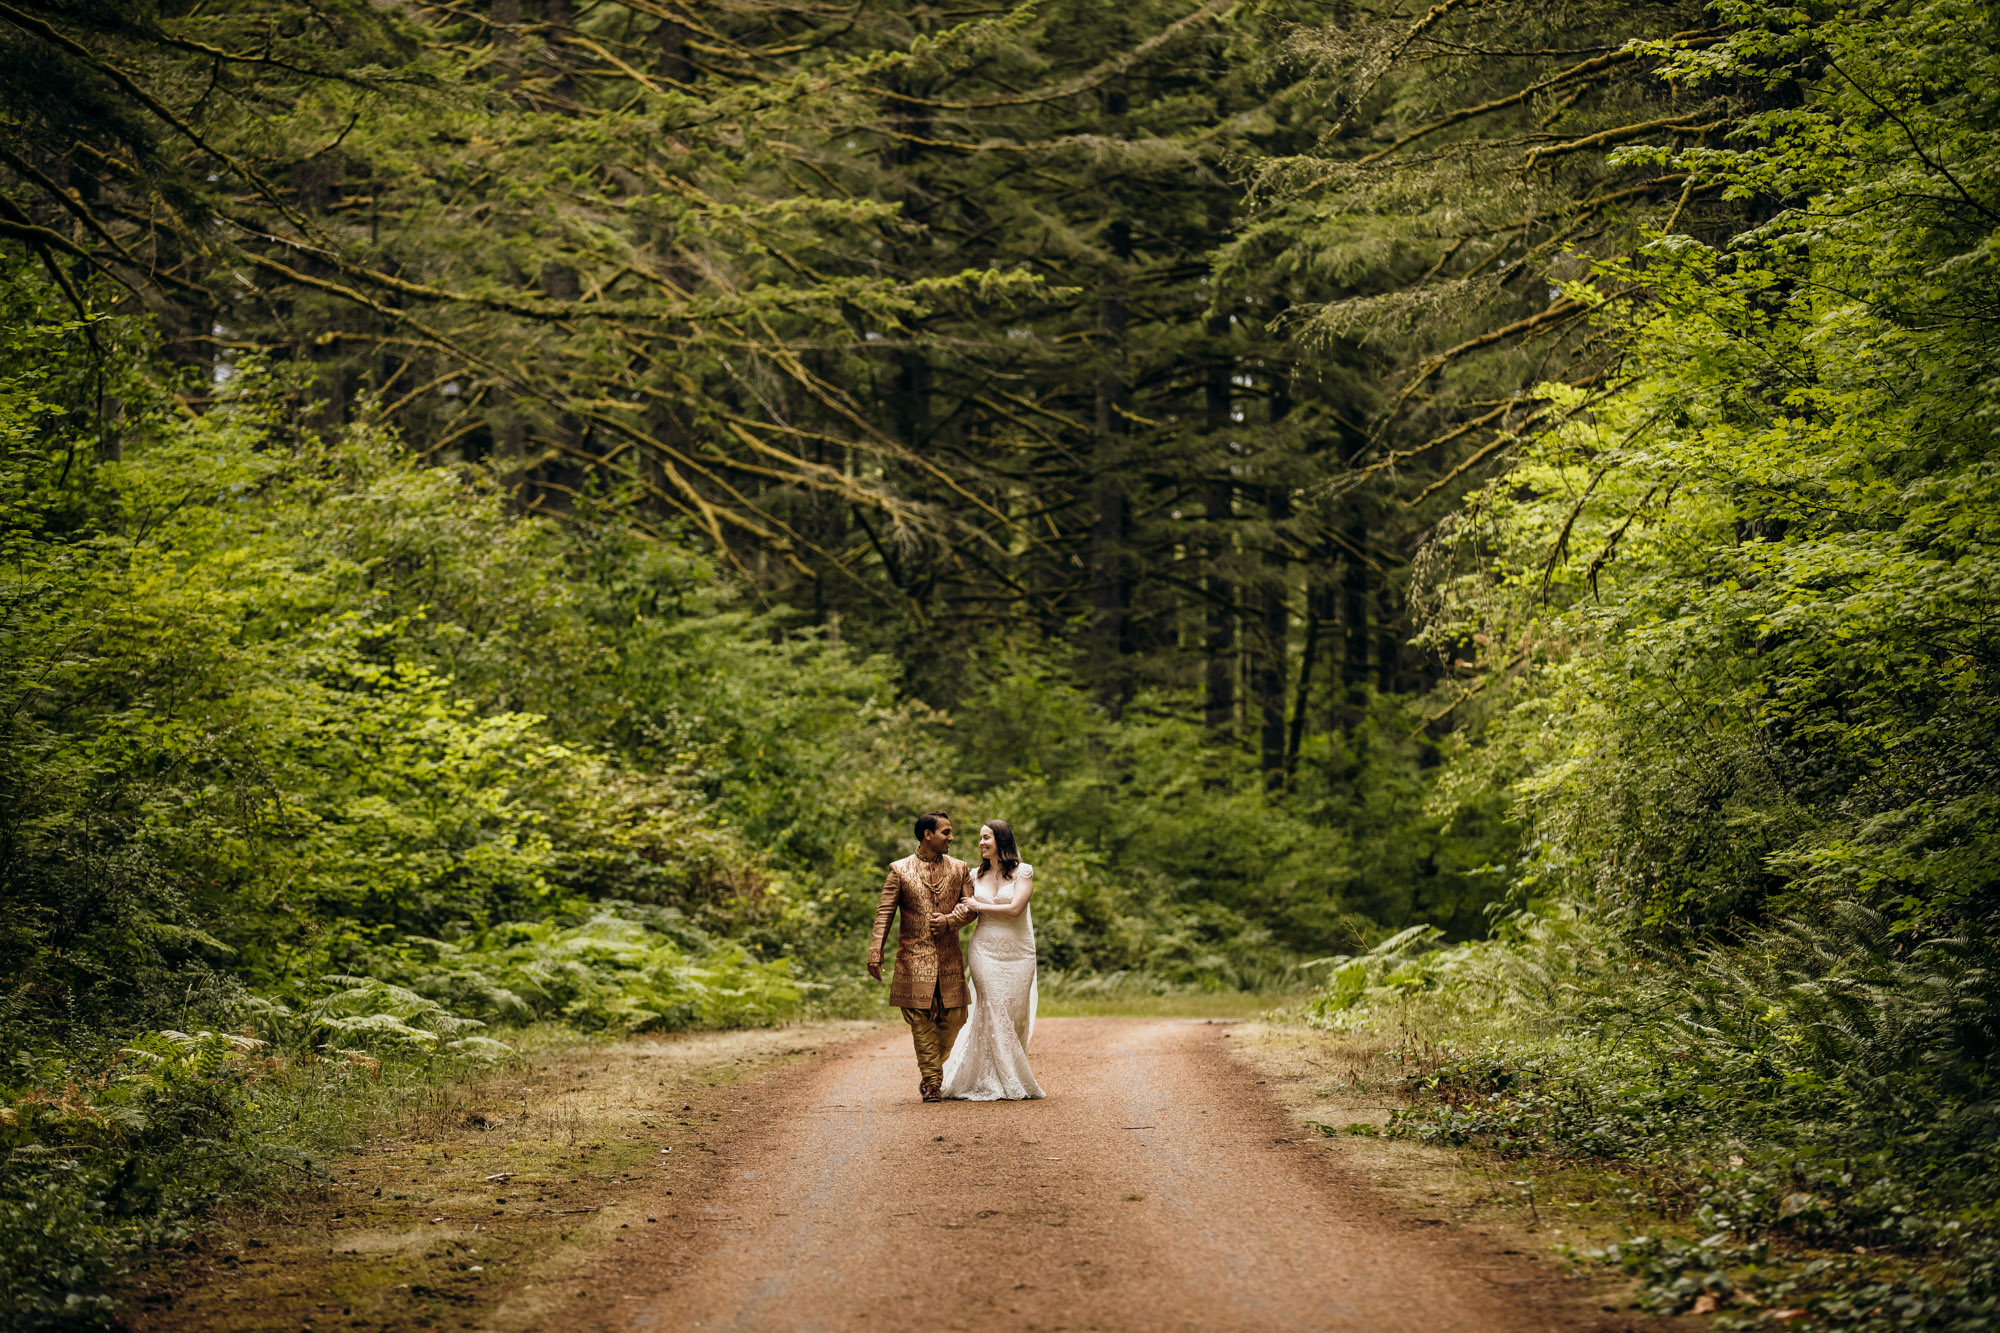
[940, 819, 1044, 1101]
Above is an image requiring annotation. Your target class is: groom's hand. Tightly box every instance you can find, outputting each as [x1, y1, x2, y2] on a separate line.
[928, 912, 947, 928]
[866, 954, 882, 981]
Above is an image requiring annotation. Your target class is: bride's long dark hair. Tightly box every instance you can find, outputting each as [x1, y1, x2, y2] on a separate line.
[978, 819, 1021, 880]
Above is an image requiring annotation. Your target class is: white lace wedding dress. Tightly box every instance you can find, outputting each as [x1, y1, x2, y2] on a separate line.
[940, 863, 1043, 1101]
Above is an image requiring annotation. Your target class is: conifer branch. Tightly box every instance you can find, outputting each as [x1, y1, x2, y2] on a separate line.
[1357, 29, 1724, 165]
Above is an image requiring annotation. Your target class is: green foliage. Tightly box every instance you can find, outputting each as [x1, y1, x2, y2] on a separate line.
[1320, 904, 2000, 1326]
[4, 405, 762, 1026]
[0, 1030, 264, 1327]
[0, 1018, 529, 1330]
[1307, 9, 2000, 1315]
[0, 252, 861, 1324]
[1427, 0, 2000, 942]
[0, 245, 934, 1030]
[0, 0, 1052, 547]
[381, 914, 804, 1034]
[1377, 9, 2000, 1311]
[945, 656, 1513, 984]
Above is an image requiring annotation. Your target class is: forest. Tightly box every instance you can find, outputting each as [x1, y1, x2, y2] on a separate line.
[0, 0, 1995, 1327]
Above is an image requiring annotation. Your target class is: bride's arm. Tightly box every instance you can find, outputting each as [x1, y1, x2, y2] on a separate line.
[953, 867, 1003, 915]
[978, 865, 1034, 919]
[940, 865, 981, 926]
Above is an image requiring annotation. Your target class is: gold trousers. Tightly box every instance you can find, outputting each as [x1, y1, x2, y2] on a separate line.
[901, 983, 967, 1087]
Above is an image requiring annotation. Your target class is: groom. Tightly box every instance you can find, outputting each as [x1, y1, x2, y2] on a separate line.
[868, 812, 978, 1102]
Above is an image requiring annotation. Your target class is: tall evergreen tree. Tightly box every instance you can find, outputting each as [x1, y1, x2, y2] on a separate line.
[0, 0, 1039, 563]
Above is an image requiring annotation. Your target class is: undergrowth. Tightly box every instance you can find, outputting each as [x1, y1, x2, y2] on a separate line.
[1298, 908, 2000, 1329]
[0, 907, 803, 1328]
[2, 1027, 491, 1328]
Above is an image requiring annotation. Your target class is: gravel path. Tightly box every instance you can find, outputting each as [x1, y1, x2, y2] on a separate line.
[571, 1017, 1645, 1333]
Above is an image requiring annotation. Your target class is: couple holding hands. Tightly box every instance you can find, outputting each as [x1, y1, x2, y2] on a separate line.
[867, 813, 1043, 1103]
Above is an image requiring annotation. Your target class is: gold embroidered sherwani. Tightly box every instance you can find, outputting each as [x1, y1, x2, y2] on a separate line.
[869, 853, 977, 1007]
[871, 851, 978, 1089]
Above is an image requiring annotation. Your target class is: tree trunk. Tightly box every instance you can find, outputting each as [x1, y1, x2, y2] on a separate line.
[1258, 371, 1292, 789]
[1091, 224, 1130, 705]
[653, 15, 690, 85]
[291, 152, 352, 433]
[1089, 80, 1133, 709]
[1339, 507, 1370, 731]
[1258, 484, 1290, 788]
[1377, 576, 1403, 696]
[537, 0, 578, 100]
[528, 261, 586, 514]
[1286, 564, 1333, 778]
[1202, 308, 1235, 735]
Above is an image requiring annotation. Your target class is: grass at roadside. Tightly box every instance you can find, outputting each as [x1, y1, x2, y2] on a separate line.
[1038, 988, 1307, 1020]
[120, 1022, 878, 1333]
[1225, 1022, 1648, 1257]
[1038, 992, 1299, 1019]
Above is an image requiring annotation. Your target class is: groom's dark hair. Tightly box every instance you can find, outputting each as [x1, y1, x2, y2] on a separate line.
[913, 811, 951, 840]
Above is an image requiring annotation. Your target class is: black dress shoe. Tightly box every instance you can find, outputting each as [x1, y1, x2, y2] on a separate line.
[921, 1082, 943, 1102]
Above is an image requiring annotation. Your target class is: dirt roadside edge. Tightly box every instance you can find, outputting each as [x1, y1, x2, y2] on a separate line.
[1221, 1020, 1687, 1328]
[123, 1020, 888, 1333]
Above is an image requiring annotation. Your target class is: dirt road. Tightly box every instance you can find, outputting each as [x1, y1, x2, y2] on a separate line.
[560, 1018, 1644, 1333]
